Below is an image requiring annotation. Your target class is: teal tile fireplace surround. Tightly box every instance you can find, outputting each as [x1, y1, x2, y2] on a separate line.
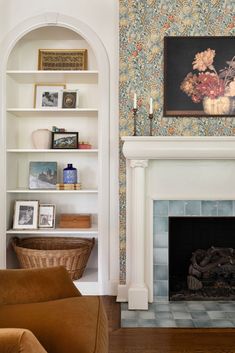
[153, 200, 235, 299]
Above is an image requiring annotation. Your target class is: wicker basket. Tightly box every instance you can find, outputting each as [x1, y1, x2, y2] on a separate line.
[12, 237, 95, 280]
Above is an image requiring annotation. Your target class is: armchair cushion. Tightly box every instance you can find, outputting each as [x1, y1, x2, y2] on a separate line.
[0, 328, 47, 353]
[0, 267, 80, 305]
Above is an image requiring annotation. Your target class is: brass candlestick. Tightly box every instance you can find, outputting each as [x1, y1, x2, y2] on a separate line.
[149, 113, 153, 136]
[133, 108, 137, 136]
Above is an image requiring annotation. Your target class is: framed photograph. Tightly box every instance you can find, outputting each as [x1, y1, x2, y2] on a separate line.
[62, 90, 79, 109]
[13, 200, 39, 229]
[38, 49, 88, 70]
[38, 204, 56, 228]
[52, 132, 79, 149]
[29, 162, 57, 189]
[164, 36, 235, 117]
[34, 84, 66, 109]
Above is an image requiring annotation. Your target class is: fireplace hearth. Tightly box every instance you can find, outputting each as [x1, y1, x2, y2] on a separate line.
[169, 217, 235, 301]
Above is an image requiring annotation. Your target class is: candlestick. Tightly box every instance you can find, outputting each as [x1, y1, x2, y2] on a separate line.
[149, 113, 153, 136]
[133, 108, 137, 136]
[149, 97, 153, 114]
[133, 93, 137, 109]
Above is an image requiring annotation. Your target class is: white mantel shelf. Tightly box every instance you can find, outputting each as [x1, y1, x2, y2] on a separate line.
[122, 136, 235, 160]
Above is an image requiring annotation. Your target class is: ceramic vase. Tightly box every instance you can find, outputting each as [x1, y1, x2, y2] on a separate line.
[203, 96, 234, 115]
[32, 129, 52, 149]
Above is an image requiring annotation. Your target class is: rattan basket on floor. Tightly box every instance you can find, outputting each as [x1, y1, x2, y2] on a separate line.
[12, 237, 95, 280]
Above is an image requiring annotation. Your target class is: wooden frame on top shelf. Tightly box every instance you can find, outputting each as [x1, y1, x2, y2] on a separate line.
[38, 49, 88, 71]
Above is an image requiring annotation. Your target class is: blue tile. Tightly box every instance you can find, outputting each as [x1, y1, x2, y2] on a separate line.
[208, 311, 228, 320]
[191, 311, 210, 320]
[154, 201, 169, 216]
[139, 311, 155, 320]
[194, 320, 213, 328]
[170, 302, 187, 311]
[155, 311, 173, 319]
[201, 201, 218, 216]
[173, 311, 192, 320]
[153, 232, 168, 248]
[121, 319, 139, 327]
[185, 201, 201, 216]
[154, 265, 168, 281]
[169, 201, 185, 216]
[154, 303, 171, 312]
[209, 320, 234, 328]
[121, 310, 138, 319]
[154, 280, 168, 297]
[155, 319, 177, 327]
[139, 319, 157, 327]
[216, 303, 235, 312]
[154, 217, 168, 234]
[203, 302, 221, 311]
[153, 248, 168, 265]
[218, 201, 233, 216]
[175, 319, 195, 327]
[187, 303, 206, 312]
[226, 312, 235, 319]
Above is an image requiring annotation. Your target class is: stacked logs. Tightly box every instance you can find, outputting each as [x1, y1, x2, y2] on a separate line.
[187, 246, 235, 291]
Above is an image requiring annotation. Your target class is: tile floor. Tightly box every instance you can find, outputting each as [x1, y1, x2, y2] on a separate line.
[121, 301, 235, 328]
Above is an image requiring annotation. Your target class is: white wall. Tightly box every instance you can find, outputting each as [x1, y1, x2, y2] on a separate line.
[0, 0, 120, 293]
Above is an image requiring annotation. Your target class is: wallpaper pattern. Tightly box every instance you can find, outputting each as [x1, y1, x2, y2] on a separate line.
[119, 0, 235, 283]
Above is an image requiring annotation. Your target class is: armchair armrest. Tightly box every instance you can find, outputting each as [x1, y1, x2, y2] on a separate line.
[0, 328, 47, 353]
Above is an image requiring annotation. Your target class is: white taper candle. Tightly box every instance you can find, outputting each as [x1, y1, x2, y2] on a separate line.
[149, 97, 153, 114]
[134, 93, 137, 109]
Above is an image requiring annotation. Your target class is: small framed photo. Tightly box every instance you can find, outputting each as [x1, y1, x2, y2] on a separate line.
[34, 84, 66, 108]
[52, 132, 79, 149]
[38, 204, 56, 228]
[62, 90, 79, 109]
[13, 200, 39, 229]
[29, 161, 57, 189]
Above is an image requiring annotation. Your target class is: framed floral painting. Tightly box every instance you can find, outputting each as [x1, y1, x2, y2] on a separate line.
[164, 36, 235, 117]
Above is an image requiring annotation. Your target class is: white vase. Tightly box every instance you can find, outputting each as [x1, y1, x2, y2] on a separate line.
[203, 96, 234, 115]
[32, 129, 52, 149]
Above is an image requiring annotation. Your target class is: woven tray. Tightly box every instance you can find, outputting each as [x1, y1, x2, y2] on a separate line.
[12, 237, 95, 280]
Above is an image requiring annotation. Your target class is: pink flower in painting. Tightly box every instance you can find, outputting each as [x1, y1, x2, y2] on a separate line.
[197, 72, 225, 99]
[192, 48, 215, 72]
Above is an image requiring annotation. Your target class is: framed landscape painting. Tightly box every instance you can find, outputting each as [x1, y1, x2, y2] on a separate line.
[164, 36, 235, 117]
[29, 162, 57, 189]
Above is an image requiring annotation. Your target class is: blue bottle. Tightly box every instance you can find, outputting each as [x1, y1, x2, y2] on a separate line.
[63, 164, 77, 184]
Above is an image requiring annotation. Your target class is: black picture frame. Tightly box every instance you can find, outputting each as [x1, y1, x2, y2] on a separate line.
[164, 36, 235, 117]
[51, 132, 79, 149]
[62, 91, 77, 109]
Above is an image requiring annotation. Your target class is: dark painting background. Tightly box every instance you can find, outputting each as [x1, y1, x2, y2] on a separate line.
[164, 37, 235, 114]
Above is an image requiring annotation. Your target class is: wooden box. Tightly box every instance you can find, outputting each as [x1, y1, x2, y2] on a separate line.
[59, 214, 91, 228]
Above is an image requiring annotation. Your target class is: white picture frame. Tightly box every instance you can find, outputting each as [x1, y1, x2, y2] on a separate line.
[34, 84, 66, 109]
[38, 204, 56, 229]
[13, 200, 39, 229]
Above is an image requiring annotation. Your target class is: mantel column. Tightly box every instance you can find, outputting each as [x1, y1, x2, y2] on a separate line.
[128, 159, 148, 310]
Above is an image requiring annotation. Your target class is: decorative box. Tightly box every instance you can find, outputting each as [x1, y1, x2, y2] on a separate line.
[59, 214, 91, 228]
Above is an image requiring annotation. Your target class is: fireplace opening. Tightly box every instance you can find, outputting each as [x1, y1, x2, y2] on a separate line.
[169, 217, 235, 301]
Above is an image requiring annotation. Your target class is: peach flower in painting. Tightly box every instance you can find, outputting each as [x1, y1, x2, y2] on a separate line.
[192, 48, 215, 71]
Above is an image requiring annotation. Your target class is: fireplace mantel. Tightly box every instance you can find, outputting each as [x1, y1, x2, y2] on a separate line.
[118, 136, 235, 310]
[122, 136, 235, 160]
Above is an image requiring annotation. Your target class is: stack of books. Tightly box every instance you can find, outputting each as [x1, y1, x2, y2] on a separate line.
[56, 183, 82, 190]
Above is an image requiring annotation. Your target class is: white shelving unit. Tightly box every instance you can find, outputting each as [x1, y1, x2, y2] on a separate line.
[3, 25, 110, 295]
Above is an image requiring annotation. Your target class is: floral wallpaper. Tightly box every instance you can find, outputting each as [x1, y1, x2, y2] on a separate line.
[119, 0, 235, 283]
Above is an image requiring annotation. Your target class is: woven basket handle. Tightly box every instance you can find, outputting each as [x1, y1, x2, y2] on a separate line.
[11, 237, 20, 249]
